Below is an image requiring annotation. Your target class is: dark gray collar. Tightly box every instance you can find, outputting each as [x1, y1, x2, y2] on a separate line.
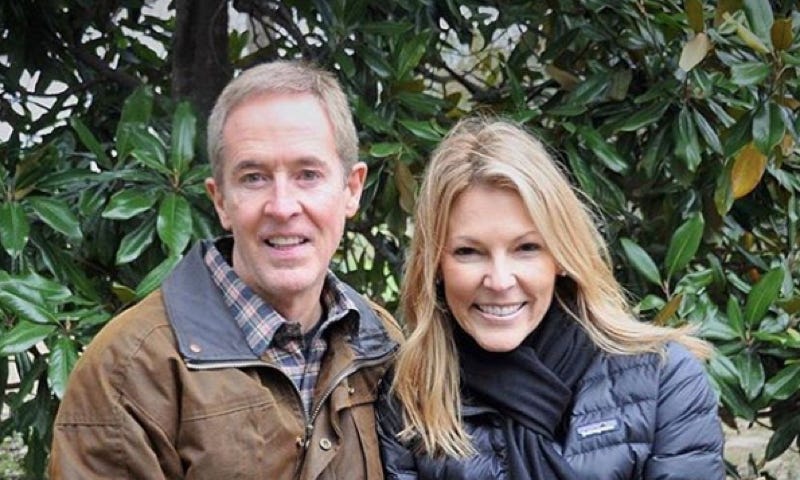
[162, 241, 397, 365]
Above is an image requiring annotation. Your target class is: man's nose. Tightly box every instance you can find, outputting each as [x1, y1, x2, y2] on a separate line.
[263, 180, 301, 220]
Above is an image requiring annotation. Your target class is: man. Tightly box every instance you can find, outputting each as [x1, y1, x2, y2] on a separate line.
[50, 60, 402, 479]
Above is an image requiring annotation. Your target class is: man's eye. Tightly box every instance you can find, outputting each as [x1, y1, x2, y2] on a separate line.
[241, 172, 266, 184]
[299, 170, 322, 181]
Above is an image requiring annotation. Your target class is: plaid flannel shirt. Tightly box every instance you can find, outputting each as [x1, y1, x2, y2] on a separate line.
[204, 239, 358, 415]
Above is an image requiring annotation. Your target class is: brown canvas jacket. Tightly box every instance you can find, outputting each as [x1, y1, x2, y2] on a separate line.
[50, 241, 402, 479]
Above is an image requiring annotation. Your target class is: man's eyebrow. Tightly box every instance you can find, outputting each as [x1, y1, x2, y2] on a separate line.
[293, 156, 328, 169]
[230, 160, 263, 174]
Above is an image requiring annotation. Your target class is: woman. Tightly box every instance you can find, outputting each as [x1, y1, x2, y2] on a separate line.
[377, 118, 724, 480]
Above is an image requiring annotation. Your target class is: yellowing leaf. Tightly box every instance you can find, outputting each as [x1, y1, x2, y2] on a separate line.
[545, 64, 580, 91]
[772, 18, 794, 51]
[731, 142, 768, 199]
[679, 33, 712, 71]
[685, 0, 705, 33]
[723, 12, 770, 54]
[394, 160, 417, 214]
[653, 293, 683, 326]
[780, 134, 794, 157]
[714, 0, 742, 27]
[776, 95, 800, 110]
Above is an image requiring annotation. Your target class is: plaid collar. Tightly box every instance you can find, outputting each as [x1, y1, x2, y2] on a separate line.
[203, 237, 359, 356]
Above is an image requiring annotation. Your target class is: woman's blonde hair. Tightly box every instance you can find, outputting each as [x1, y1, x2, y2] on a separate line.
[391, 117, 712, 458]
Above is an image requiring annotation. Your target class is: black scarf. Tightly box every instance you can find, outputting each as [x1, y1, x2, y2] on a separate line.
[454, 302, 597, 480]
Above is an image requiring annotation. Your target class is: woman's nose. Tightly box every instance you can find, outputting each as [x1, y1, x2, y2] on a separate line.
[482, 258, 516, 291]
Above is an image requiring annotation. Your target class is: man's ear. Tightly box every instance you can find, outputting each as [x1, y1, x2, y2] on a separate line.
[205, 177, 232, 231]
[344, 162, 368, 217]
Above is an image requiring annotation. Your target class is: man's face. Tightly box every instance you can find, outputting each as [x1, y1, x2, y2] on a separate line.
[206, 92, 366, 327]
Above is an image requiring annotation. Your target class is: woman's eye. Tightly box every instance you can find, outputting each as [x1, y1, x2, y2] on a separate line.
[518, 242, 540, 252]
[453, 247, 479, 256]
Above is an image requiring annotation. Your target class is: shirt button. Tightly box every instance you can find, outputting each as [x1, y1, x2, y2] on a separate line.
[295, 436, 304, 448]
[319, 438, 332, 450]
[189, 343, 201, 353]
[348, 386, 355, 395]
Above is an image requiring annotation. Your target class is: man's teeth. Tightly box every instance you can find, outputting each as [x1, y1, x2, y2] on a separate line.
[267, 236, 305, 247]
[477, 304, 524, 316]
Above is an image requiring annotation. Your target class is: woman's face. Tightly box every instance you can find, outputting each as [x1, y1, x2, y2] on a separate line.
[440, 185, 559, 352]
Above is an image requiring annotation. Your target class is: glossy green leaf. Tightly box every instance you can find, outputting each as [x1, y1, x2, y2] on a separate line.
[0, 290, 57, 325]
[620, 238, 662, 286]
[565, 74, 609, 106]
[734, 351, 765, 400]
[0, 321, 56, 355]
[674, 107, 702, 172]
[169, 101, 196, 174]
[665, 212, 705, 279]
[613, 101, 669, 133]
[399, 120, 442, 142]
[27, 196, 82, 239]
[577, 126, 628, 173]
[744, 267, 783, 327]
[708, 354, 756, 420]
[70, 117, 110, 168]
[766, 416, 800, 460]
[102, 189, 158, 220]
[78, 186, 108, 217]
[752, 102, 785, 154]
[1, 271, 71, 304]
[128, 126, 170, 174]
[362, 47, 394, 78]
[115, 86, 154, 161]
[135, 254, 182, 299]
[764, 363, 800, 401]
[157, 193, 193, 255]
[700, 315, 740, 341]
[397, 32, 429, 78]
[691, 108, 723, 154]
[716, 375, 757, 421]
[726, 295, 745, 337]
[369, 142, 403, 158]
[742, 0, 774, 49]
[48, 335, 79, 399]
[116, 215, 157, 265]
[730, 61, 770, 86]
[0, 201, 30, 257]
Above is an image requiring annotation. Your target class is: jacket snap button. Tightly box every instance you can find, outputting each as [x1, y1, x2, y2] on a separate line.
[189, 343, 201, 353]
[319, 438, 332, 450]
[295, 436, 303, 448]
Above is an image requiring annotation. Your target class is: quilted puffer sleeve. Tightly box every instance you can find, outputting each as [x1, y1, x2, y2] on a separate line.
[643, 343, 725, 480]
[376, 377, 420, 480]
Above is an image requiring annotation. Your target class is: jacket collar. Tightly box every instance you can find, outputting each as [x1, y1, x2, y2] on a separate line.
[162, 241, 397, 366]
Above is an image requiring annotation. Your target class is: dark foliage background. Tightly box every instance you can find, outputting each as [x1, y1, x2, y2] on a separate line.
[1, 1, 798, 477]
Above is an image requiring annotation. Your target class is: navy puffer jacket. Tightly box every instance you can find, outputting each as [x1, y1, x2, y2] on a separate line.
[378, 342, 724, 480]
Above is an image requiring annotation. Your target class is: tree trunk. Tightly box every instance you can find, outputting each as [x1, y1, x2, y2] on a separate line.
[172, 0, 232, 152]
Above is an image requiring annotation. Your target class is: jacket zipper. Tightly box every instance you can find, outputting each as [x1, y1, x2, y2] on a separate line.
[292, 351, 396, 479]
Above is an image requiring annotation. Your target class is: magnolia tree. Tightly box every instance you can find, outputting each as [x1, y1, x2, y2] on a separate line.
[1, 1, 798, 477]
